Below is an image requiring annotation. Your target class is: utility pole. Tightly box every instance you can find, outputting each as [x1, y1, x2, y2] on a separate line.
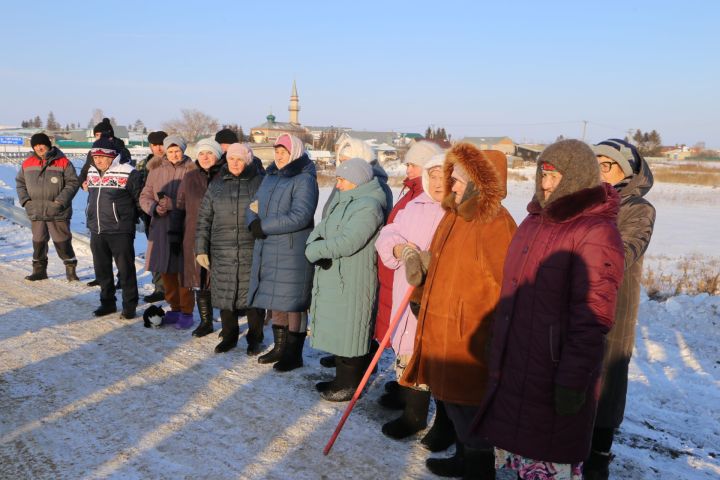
[581, 120, 588, 142]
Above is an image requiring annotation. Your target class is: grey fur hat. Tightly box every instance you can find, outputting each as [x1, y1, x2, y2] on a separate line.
[536, 139, 599, 207]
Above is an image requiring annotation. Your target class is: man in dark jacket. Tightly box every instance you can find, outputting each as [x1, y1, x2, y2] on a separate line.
[86, 134, 143, 319]
[16, 133, 80, 281]
[135, 130, 168, 303]
[585, 139, 656, 479]
[79, 118, 132, 187]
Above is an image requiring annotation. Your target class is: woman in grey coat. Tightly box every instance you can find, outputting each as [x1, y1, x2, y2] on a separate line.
[195, 143, 265, 354]
[248, 134, 319, 372]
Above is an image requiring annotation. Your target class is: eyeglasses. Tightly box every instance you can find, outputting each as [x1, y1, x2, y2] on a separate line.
[599, 161, 617, 173]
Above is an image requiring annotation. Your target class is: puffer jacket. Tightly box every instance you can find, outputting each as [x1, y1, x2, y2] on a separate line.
[374, 175, 424, 343]
[472, 182, 625, 464]
[595, 153, 656, 428]
[85, 155, 142, 235]
[195, 163, 263, 311]
[306, 178, 387, 357]
[247, 153, 319, 312]
[16, 147, 79, 222]
[139, 155, 195, 273]
[375, 191, 444, 356]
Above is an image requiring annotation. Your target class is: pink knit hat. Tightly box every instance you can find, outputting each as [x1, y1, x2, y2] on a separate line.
[226, 143, 253, 165]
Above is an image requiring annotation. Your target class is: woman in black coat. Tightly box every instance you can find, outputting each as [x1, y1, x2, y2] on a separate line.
[195, 143, 264, 354]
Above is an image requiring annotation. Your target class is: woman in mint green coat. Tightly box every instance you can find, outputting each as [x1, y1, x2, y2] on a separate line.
[306, 158, 387, 402]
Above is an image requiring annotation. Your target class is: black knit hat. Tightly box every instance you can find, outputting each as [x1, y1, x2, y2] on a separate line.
[147, 131, 168, 145]
[215, 128, 238, 144]
[93, 118, 114, 136]
[30, 133, 52, 149]
[90, 133, 118, 158]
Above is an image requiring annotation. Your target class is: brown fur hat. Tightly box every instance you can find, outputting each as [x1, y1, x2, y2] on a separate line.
[535, 139, 599, 207]
[442, 143, 506, 223]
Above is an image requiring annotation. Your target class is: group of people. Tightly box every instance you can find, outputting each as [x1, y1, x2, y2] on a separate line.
[16, 120, 655, 479]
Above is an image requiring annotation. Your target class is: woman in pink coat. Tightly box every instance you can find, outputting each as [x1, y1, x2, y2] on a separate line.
[375, 153, 446, 441]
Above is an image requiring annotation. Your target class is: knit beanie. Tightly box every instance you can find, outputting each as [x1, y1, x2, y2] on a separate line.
[90, 133, 118, 158]
[421, 153, 446, 194]
[337, 137, 375, 163]
[163, 134, 187, 153]
[226, 143, 254, 165]
[536, 139, 599, 206]
[196, 137, 222, 160]
[404, 140, 444, 167]
[30, 133, 52, 149]
[147, 131, 168, 145]
[592, 139, 639, 177]
[336, 157, 374, 186]
[215, 128, 239, 145]
[93, 118, 114, 136]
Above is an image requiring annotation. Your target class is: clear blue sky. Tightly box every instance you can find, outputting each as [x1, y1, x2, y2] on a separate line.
[1, 0, 718, 146]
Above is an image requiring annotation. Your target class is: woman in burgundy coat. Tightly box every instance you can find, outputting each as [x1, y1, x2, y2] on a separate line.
[171, 138, 225, 336]
[471, 140, 625, 480]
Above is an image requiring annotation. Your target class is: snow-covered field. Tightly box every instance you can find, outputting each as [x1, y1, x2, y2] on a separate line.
[0, 161, 719, 479]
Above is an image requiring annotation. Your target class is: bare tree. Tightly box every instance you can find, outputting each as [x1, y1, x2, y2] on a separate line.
[88, 109, 105, 128]
[162, 109, 219, 143]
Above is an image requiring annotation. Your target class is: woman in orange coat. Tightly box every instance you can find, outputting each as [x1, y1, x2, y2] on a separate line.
[401, 143, 516, 479]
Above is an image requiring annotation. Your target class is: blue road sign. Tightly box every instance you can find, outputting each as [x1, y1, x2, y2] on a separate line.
[0, 136, 24, 145]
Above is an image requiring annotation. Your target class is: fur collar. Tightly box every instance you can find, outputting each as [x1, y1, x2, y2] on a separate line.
[441, 143, 505, 223]
[266, 153, 316, 178]
[528, 183, 618, 222]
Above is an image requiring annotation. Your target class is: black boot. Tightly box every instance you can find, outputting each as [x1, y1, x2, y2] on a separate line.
[382, 388, 430, 439]
[273, 331, 306, 372]
[421, 400, 457, 452]
[584, 427, 613, 480]
[25, 261, 48, 281]
[426, 442, 464, 478]
[319, 354, 336, 368]
[463, 447, 495, 480]
[94, 301, 117, 317]
[320, 355, 367, 402]
[143, 289, 165, 303]
[258, 325, 288, 364]
[65, 262, 79, 281]
[192, 290, 214, 337]
[245, 308, 265, 356]
[215, 310, 239, 353]
[378, 382, 406, 410]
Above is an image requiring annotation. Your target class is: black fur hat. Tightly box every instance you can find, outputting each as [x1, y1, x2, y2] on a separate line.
[143, 305, 166, 328]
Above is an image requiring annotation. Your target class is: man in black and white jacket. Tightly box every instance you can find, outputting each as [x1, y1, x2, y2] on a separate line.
[86, 134, 143, 319]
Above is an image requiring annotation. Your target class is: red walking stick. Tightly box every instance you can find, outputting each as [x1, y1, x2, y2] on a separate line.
[323, 287, 415, 456]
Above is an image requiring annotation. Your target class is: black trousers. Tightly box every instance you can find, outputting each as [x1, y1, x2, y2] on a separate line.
[90, 232, 138, 309]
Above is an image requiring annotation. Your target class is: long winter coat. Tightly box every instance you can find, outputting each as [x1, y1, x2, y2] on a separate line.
[472, 182, 625, 464]
[595, 156, 655, 429]
[195, 163, 263, 311]
[16, 147, 79, 222]
[139, 155, 195, 273]
[400, 146, 516, 406]
[85, 155, 142, 235]
[247, 153, 319, 312]
[306, 178, 387, 357]
[375, 191, 444, 356]
[171, 160, 224, 288]
[374, 175, 424, 343]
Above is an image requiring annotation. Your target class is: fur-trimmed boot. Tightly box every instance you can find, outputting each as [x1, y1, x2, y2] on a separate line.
[382, 388, 430, 439]
[65, 261, 79, 281]
[273, 331, 306, 372]
[25, 260, 48, 281]
[192, 290, 214, 337]
[258, 325, 288, 364]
